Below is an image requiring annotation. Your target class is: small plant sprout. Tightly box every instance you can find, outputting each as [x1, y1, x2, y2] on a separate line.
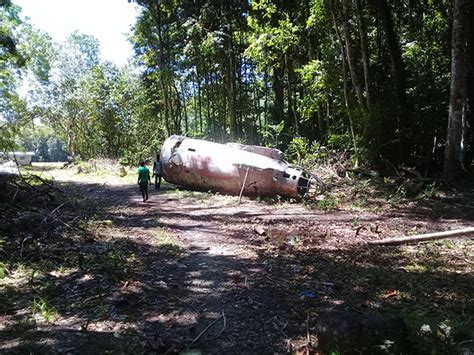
[31, 297, 57, 322]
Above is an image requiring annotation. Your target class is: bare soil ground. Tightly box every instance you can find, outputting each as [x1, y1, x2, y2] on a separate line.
[0, 164, 473, 354]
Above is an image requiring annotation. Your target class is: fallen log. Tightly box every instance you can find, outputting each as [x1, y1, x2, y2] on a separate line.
[368, 227, 474, 246]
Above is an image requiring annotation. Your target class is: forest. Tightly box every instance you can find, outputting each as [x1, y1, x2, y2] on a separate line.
[1, 0, 472, 180]
[1, 0, 474, 354]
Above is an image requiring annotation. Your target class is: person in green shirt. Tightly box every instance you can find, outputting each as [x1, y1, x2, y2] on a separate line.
[137, 160, 151, 202]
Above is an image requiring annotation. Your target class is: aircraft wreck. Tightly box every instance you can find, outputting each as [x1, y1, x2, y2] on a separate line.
[160, 135, 325, 199]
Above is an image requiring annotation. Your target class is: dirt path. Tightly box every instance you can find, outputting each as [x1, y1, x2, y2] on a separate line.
[1, 170, 473, 354]
[88, 183, 323, 353]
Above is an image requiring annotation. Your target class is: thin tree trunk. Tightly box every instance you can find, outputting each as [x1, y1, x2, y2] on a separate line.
[163, 10, 178, 132]
[304, 0, 314, 60]
[264, 72, 268, 130]
[375, 0, 409, 162]
[212, 72, 216, 137]
[317, 105, 324, 141]
[444, 0, 469, 181]
[355, 0, 372, 108]
[341, 0, 365, 108]
[273, 64, 285, 125]
[254, 83, 260, 144]
[330, 0, 357, 151]
[172, 82, 182, 134]
[180, 80, 188, 133]
[465, 1, 474, 171]
[193, 80, 198, 133]
[67, 122, 76, 159]
[222, 85, 227, 142]
[286, 53, 299, 134]
[197, 66, 202, 135]
[205, 70, 211, 135]
[226, 33, 238, 141]
[149, 2, 172, 135]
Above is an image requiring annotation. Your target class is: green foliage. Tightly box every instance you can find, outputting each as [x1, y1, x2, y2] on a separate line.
[16, 125, 68, 161]
[387, 185, 407, 203]
[31, 297, 57, 322]
[171, 188, 215, 202]
[327, 132, 353, 151]
[0, 1, 28, 152]
[297, 60, 328, 123]
[94, 300, 109, 317]
[400, 311, 474, 354]
[105, 242, 126, 270]
[0, 261, 6, 279]
[246, 8, 299, 71]
[316, 193, 340, 211]
[287, 136, 310, 165]
[0, 122, 19, 152]
[3, 0, 465, 177]
[154, 230, 185, 257]
[19, 26, 56, 83]
[16, 27, 165, 162]
[259, 122, 285, 147]
[422, 182, 441, 199]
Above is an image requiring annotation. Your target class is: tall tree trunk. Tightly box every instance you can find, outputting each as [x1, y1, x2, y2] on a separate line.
[197, 66, 203, 135]
[304, 0, 314, 60]
[273, 64, 285, 125]
[317, 105, 324, 142]
[254, 78, 260, 144]
[193, 80, 198, 133]
[205, 70, 211, 135]
[355, 0, 372, 108]
[226, 33, 238, 141]
[264, 72, 268, 130]
[341, 0, 365, 108]
[163, 9, 178, 132]
[258, 90, 263, 135]
[222, 84, 227, 142]
[330, 0, 358, 151]
[465, 1, 474, 170]
[286, 53, 299, 134]
[181, 81, 188, 133]
[66, 121, 76, 159]
[444, 0, 470, 181]
[211, 73, 216, 136]
[375, 0, 409, 162]
[183, 100, 188, 134]
[149, 2, 172, 135]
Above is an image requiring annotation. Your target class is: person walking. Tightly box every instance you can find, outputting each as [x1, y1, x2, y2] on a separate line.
[137, 160, 151, 202]
[152, 153, 162, 190]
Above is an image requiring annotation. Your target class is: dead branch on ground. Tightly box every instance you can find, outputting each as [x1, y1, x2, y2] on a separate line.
[368, 227, 474, 246]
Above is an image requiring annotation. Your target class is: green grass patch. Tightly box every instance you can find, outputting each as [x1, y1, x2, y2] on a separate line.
[316, 193, 341, 211]
[31, 297, 57, 322]
[154, 230, 185, 257]
[171, 188, 214, 201]
[0, 263, 6, 279]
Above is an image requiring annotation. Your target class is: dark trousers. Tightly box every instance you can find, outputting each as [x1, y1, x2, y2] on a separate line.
[139, 182, 149, 201]
[154, 175, 162, 189]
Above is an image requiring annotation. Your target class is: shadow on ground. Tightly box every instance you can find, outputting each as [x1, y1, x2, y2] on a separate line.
[0, 179, 473, 354]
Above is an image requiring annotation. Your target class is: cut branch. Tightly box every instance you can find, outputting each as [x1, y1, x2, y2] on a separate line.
[187, 314, 223, 348]
[368, 227, 474, 246]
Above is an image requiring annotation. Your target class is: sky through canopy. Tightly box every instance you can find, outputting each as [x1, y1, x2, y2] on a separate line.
[14, 0, 139, 66]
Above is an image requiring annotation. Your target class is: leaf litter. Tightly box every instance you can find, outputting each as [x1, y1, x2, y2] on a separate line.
[0, 167, 472, 354]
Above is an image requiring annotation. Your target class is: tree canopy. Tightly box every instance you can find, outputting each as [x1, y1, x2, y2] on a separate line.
[1, 0, 473, 179]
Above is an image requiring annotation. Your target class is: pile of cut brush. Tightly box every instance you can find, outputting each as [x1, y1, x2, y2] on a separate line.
[0, 174, 94, 262]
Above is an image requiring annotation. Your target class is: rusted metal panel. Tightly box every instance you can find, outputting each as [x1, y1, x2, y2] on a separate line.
[160, 135, 323, 198]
